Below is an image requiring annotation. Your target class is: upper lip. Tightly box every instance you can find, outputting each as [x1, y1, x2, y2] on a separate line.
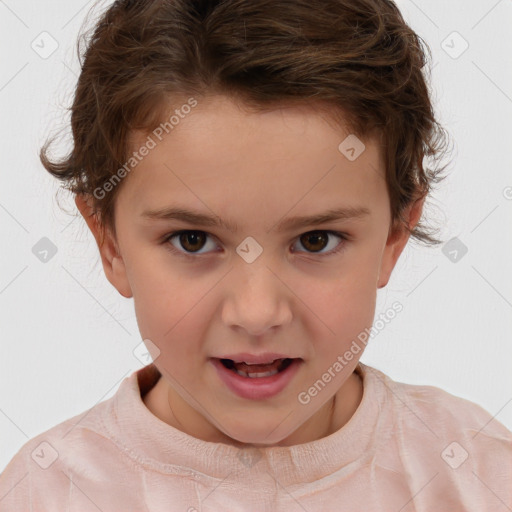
[213, 353, 300, 364]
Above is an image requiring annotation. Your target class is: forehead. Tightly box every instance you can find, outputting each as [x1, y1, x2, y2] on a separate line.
[120, 95, 387, 222]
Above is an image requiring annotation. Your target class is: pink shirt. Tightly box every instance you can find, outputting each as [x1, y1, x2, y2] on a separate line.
[1, 362, 511, 511]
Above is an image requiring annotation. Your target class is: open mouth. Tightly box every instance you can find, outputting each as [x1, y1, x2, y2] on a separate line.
[211, 357, 303, 400]
[219, 358, 294, 378]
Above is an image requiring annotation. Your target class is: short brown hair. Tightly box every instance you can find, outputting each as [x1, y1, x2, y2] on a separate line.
[41, 0, 452, 246]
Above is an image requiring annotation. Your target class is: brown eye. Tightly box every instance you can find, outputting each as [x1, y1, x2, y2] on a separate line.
[300, 231, 329, 252]
[293, 230, 347, 256]
[177, 231, 207, 252]
[164, 230, 217, 255]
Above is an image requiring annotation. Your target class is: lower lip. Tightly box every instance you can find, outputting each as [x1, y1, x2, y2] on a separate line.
[210, 358, 302, 400]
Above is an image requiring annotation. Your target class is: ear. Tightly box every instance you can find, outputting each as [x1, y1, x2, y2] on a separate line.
[75, 194, 133, 298]
[377, 197, 425, 289]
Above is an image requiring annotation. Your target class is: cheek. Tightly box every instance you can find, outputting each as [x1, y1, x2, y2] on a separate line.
[129, 259, 220, 367]
[306, 280, 377, 342]
[133, 282, 210, 386]
[126, 251, 191, 340]
[133, 275, 208, 340]
[296, 253, 380, 353]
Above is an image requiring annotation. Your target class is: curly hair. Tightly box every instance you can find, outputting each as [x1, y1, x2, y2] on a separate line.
[41, 0, 452, 246]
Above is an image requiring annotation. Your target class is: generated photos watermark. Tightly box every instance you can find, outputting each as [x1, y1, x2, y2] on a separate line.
[297, 301, 403, 405]
[93, 97, 198, 200]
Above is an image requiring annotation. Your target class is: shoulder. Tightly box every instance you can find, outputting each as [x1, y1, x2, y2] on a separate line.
[373, 366, 512, 441]
[363, 364, 512, 509]
[0, 399, 116, 510]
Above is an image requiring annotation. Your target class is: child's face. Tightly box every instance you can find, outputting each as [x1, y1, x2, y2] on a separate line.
[79, 95, 419, 446]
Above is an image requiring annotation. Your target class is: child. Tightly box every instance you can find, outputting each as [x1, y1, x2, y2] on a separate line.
[1, 0, 511, 510]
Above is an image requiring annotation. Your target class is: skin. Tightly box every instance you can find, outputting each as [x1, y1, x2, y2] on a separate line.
[76, 94, 423, 447]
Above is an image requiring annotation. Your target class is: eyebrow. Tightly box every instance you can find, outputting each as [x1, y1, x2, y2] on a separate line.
[141, 205, 370, 233]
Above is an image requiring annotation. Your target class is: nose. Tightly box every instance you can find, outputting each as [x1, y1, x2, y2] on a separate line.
[221, 259, 293, 336]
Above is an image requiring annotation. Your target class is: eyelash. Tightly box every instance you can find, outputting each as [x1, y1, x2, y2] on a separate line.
[161, 230, 349, 260]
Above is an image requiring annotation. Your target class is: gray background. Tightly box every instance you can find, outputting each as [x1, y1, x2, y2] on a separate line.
[1, 0, 511, 473]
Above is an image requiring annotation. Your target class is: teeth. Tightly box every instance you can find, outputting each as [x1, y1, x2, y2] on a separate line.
[235, 368, 280, 378]
[237, 359, 278, 365]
